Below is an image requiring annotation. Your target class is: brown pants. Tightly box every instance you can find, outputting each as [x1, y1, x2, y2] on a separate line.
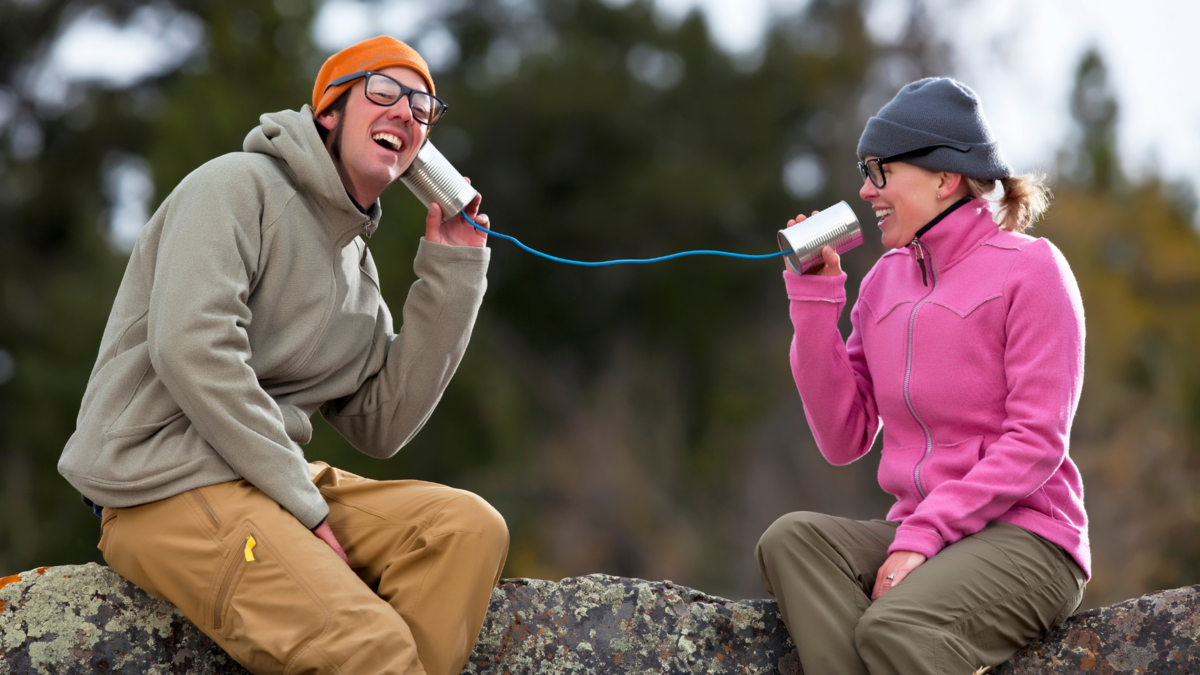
[98, 462, 509, 675]
[756, 513, 1085, 675]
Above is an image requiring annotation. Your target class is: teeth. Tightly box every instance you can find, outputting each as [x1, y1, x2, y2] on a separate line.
[372, 132, 402, 151]
[875, 207, 894, 221]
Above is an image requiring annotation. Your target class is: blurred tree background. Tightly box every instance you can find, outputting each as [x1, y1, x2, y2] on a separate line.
[1, 0, 1197, 610]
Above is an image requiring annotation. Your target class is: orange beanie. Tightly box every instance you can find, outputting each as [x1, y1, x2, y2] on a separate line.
[312, 36, 435, 115]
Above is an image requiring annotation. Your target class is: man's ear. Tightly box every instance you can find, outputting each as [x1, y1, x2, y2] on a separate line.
[315, 110, 338, 133]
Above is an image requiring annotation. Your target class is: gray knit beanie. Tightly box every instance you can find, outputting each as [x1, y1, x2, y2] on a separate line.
[857, 78, 1011, 181]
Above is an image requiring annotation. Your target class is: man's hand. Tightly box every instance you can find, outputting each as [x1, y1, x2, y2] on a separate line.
[313, 521, 349, 564]
[871, 550, 927, 601]
[425, 181, 488, 248]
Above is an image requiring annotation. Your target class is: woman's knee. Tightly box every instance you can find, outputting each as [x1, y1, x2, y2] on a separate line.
[853, 604, 889, 652]
[757, 511, 832, 559]
[854, 604, 921, 665]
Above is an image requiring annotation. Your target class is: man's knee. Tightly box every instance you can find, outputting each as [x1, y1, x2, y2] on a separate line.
[438, 491, 509, 549]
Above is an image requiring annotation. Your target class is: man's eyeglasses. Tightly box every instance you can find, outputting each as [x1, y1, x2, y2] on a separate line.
[857, 144, 968, 189]
[325, 70, 448, 126]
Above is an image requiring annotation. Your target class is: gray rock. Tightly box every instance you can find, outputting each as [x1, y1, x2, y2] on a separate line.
[464, 575, 796, 675]
[2, 563, 1198, 674]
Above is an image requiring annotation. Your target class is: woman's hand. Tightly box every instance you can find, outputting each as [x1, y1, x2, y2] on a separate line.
[782, 212, 842, 276]
[425, 180, 489, 248]
[871, 550, 927, 601]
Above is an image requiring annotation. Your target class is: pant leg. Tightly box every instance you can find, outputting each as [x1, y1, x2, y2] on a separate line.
[854, 521, 1086, 675]
[756, 512, 898, 675]
[99, 480, 424, 675]
[310, 463, 509, 675]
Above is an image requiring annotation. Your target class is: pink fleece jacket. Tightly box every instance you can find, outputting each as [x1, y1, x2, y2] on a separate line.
[786, 199, 1090, 578]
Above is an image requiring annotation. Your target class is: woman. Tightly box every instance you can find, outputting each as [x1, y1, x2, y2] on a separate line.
[756, 78, 1088, 675]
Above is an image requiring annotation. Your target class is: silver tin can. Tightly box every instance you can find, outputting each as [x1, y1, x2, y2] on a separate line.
[777, 201, 863, 273]
[399, 141, 479, 221]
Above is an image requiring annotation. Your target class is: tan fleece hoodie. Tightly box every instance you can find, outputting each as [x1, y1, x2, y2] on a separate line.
[58, 106, 490, 528]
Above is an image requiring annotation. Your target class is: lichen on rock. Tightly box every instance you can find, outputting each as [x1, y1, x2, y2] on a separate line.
[4, 563, 1200, 674]
[0, 563, 243, 674]
[462, 573, 793, 675]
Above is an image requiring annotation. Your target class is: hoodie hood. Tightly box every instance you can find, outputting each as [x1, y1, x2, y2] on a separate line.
[243, 105, 381, 238]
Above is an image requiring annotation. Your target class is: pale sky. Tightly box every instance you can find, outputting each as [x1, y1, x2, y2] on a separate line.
[312, 0, 1200, 210]
[652, 0, 1200, 200]
[29, 0, 1200, 243]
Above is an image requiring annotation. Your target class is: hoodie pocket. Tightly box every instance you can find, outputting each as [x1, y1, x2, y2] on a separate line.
[877, 444, 927, 503]
[104, 361, 184, 441]
[277, 403, 312, 445]
[90, 358, 191, 485]
[919, 436, 985, 495]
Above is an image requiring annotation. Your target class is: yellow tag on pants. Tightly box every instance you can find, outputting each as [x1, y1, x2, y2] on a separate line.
[244, 534, 257, 562]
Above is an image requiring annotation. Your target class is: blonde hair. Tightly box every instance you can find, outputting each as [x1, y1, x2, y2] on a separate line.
[965, 173, 1051, 232]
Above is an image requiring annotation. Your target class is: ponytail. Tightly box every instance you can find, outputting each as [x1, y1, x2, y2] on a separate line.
[966, 173, 1051, 232]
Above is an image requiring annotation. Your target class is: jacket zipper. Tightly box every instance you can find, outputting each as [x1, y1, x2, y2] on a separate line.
[190, 489, 220, 529]
[360, 220, 372, 265]
[904, 237, 938, 498]
[213, 551, 240, 630]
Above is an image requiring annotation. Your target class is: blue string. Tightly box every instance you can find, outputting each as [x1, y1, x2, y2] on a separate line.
[462, 212, 789, 266]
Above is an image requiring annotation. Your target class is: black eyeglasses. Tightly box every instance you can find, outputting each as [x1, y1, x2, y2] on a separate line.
[857, 143, 969, 189]
[325, 70, 448, 126]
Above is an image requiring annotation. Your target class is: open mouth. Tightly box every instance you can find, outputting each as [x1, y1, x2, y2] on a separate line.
[874, 207, 894, 225]
[372, 132, 403, 152]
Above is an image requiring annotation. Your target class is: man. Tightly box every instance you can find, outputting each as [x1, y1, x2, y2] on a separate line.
[58, 36, 508, 674]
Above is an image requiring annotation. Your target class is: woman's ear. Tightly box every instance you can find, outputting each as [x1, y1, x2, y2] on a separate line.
[938, 172, 964, 199]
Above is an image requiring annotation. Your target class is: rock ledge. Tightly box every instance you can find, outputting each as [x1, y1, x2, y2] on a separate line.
[1, 564, 1198, 674]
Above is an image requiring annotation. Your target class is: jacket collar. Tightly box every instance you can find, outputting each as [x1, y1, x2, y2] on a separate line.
[908, 197, 999, 272]
[242, 106, 381, 244]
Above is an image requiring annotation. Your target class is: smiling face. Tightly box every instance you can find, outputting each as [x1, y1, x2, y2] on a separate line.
[316, 65, 429, 208]
[859, 159, 964, 249]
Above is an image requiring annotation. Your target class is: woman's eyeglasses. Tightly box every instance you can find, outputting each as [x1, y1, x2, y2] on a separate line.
[324, 70, 448, 126]
[857, 144, 968, 189]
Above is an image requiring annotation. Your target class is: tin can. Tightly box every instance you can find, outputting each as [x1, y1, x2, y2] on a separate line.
[399, 141, 479, 221]
[777, 201, 863, 273]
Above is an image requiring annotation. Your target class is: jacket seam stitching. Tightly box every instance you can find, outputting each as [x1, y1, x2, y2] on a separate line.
[926, 294, 1003, 318]
[260, 188, 299, 236]
[999, 244, 1027, 311]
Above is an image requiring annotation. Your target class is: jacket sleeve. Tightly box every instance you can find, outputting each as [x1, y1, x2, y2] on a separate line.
[890, 241, 1085, 558]
[147, 165, 329, 529]
[786, 270, 881, 465]
[320, 238, 489, 457]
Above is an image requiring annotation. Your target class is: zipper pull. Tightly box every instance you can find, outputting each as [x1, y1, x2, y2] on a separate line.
[914, 240, 928, 286]
[244, 533, 257, 562]
[360, 222, 372, 265]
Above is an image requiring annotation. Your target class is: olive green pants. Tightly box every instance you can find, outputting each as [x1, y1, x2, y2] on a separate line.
[756, 513, 1085, 675]
[99, 462, 509, 675]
